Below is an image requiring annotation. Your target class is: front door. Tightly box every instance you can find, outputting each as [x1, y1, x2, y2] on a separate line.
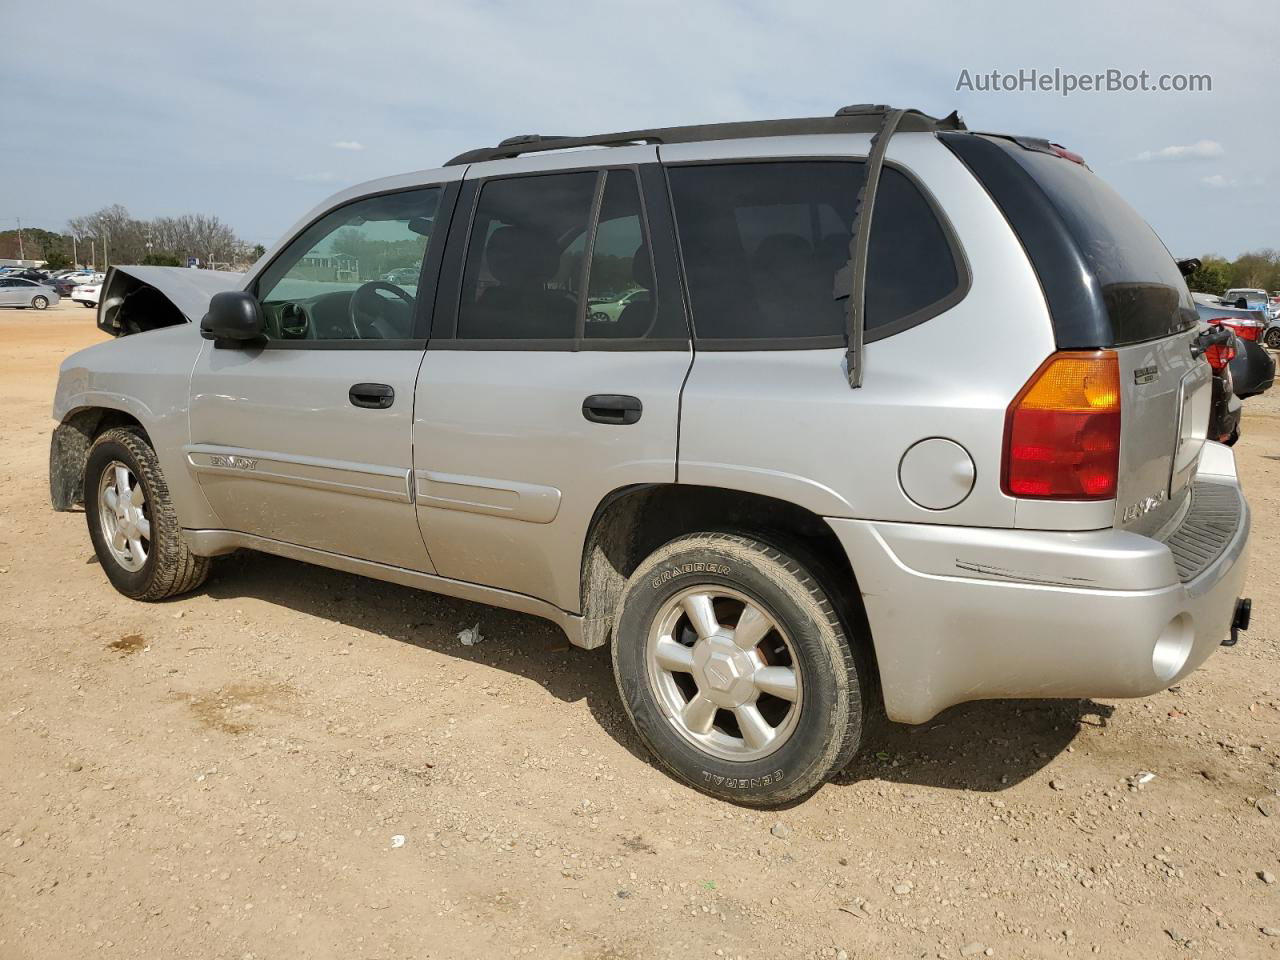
[187, 179, 457, 571]
[413, 152, 692, 612]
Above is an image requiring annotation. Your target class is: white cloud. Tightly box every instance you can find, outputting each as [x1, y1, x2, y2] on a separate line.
[331, 140, 365, 151]
[295, 171, 337, 183]
[1136, 140, 1224, 162]
[1201, 174, 1236, 189]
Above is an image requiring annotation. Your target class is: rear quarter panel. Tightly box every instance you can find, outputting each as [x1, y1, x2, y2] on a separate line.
[675, 133, 1060, 529]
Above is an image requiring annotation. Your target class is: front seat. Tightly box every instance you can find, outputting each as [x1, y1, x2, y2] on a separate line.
[472, 226, 576, 339]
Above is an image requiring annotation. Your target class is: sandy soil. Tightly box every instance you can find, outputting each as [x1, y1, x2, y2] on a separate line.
[2, 305, 1279, 960]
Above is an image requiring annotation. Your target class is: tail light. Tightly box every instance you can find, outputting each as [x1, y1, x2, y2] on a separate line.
[1204, 342, 1236, 371]
[1210, 317, 1261, 342]
[1002, 351, 1121, 500]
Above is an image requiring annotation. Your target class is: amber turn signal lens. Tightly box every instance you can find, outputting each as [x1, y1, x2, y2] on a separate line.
[1002, 351, 1122, 501]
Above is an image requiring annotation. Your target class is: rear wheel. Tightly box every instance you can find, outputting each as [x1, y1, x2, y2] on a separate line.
[84, 427, 210, 600]
[612, 532, 867, 806]
[31, 295, 49, 310]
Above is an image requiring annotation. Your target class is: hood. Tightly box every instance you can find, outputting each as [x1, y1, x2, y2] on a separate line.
[98, 265, 246, 336]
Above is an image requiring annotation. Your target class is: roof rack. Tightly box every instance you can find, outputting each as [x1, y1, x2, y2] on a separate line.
[444, 104, 965, 166]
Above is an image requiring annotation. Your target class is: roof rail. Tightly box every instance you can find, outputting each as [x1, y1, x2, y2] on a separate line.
[444, 105, 965, 166]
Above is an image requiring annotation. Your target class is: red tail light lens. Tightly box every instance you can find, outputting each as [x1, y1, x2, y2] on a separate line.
[1002, 351, 1121, 500]
[1204, 342, 1236, 370]
[1209, 318, 1260, 342]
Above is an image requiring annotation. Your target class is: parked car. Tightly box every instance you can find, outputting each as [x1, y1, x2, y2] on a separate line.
[1195, 323, 1243, 445]
[70, 282, 102, 308]
[1193, 293, 1278, 392]
[587, 287, 650, 326]
[44, 276, 79, 297]
[4, 268, 50, 283]
[50, 106, 1251, 806]
[0, 276, 59, 309]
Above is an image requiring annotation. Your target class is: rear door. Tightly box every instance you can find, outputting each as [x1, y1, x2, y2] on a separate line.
[187, 178, 458, 571]
[412, 148, 692, 612]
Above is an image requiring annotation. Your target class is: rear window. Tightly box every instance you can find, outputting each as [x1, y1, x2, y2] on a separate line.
[666, 161, 963, 343]
[951, 134, 1198, 347]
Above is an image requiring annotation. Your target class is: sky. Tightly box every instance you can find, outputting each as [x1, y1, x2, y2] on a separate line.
[1, 0, 1276, 259]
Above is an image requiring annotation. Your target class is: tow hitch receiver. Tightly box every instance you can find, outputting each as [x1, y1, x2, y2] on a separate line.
[1224, 598, 1252, 647]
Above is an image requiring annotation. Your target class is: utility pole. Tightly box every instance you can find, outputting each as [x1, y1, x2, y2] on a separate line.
[16, 217, 24, 261]
[71, 234, 78, 268]
[100, 217, 110, 270]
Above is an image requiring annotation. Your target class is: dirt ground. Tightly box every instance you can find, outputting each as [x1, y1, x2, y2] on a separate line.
[2, 304, 1279, 960]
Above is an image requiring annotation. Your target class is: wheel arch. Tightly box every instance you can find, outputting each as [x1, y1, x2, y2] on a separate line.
[579, 483, 876, 679]
[50, 405, 152, 511]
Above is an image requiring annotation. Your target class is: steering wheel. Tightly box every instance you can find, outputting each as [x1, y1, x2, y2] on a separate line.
[348, 281, 415, 339]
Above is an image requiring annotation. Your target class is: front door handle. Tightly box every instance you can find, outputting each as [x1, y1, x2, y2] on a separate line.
[350, 382, 395, 409]
[582, 394, 642, 425]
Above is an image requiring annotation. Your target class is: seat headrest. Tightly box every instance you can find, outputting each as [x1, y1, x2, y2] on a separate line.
[631, 246, 654, 290]
[486, 226, 560, 286]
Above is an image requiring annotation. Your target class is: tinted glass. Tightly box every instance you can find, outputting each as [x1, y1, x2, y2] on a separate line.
[458, 172, 597, 340]
[257, 187, 441, 341]
[1008, 148, 1197, 343]
[667, 162, 959, 341]
[585, 171, 654, 339]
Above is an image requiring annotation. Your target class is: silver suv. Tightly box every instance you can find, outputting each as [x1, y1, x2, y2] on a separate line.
[50, 106, 1251, 806]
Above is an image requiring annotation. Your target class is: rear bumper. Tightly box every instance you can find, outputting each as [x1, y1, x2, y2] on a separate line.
[831, 444, 1250, 724]
[1232, 340, 1275, 397]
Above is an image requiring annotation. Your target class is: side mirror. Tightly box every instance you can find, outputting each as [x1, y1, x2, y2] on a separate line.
[1176, 257, 1201, 278]
[200, 291, 265, 345]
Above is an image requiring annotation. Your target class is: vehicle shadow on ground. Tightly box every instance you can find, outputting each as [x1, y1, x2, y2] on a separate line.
[202, 550, 1112, 795]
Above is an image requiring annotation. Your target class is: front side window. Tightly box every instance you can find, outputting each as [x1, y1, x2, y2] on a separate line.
[666, 161, 962, 342]
[256, 187, 441, 341]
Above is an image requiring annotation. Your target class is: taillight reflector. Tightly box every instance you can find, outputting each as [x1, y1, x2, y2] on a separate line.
[1002, 351, 1121, 500]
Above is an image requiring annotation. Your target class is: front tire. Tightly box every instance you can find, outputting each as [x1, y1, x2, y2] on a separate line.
[1266, 328, 1280, 350]
[31, 296, 49, 310]
[612, 533, 867, 806]
[84, 427, 211, 600]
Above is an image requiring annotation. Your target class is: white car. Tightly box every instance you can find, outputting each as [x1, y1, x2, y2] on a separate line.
[71, 282, 102, 308]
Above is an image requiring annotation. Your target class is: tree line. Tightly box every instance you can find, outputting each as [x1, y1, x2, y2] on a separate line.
[0, 205, 264, 270]
[1187, 249, 1280, 297]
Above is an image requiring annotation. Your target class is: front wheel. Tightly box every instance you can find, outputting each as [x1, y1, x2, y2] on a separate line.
[31, 295, 49, 310]
[1265, 328, 1280, 350]
[84, 427, 211, 600]
[612, 532, 867, 806]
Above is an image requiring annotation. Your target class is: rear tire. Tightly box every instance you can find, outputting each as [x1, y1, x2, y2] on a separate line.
[612, 532, 867, 806]
[84, 427, 211, 600]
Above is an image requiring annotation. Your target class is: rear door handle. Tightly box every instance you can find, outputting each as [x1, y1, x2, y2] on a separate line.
[349, 382, 395, 409]
[582, 394, 642, 425]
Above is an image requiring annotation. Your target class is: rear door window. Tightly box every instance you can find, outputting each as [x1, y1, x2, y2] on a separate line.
[457, 172, 597, 341]
[665, 161, 963, 344]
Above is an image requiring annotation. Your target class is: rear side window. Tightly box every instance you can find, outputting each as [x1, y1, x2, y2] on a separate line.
[457, 172, 596, 340]
[666, 161, 963, 343]
[1009, 148, 1196, 344]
